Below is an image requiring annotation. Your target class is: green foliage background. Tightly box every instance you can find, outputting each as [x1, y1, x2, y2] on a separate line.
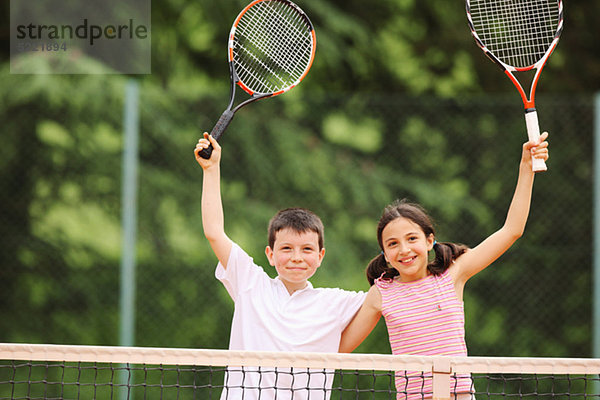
[0, 0, 598, 360]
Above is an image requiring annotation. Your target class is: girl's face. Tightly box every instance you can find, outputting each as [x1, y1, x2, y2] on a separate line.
[381, 217, 434, 282]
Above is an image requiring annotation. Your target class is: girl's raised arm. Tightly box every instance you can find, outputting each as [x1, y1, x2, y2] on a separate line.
[451, 132, 549, 287]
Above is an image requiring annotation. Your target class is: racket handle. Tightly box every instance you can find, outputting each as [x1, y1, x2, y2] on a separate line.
[197, 110, 235, 159]
[524, 110, 547, 172]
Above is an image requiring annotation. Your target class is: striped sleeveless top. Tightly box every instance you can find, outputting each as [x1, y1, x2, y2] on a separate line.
[375, 269, 473, 399]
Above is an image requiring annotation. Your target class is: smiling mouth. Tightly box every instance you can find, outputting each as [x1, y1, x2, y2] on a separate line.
[400, 256, 417, 265]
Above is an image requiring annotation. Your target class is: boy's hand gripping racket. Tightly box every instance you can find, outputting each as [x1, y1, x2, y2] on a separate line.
[197, 0, 316, 159]
[466, 0, 563, 172]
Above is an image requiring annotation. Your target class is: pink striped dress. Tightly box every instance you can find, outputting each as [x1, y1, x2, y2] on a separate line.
[375, 269, 473, 399]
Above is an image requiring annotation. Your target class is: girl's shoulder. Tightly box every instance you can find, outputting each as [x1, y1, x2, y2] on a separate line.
[445, 255, 465, 282]
[365, 284, 382, 312]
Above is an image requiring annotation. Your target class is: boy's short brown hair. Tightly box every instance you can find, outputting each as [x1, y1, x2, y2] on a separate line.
[267, 208, 325, 249]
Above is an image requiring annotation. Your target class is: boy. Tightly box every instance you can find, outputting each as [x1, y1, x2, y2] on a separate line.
[195, 133, 366, 400]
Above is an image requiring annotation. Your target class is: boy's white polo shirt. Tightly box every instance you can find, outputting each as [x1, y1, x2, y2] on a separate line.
[215, 242, 366, 399]
[215, 242, 366, 352]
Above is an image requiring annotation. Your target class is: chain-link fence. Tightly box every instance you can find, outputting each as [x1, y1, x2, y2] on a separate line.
[0, 86, 595, 359]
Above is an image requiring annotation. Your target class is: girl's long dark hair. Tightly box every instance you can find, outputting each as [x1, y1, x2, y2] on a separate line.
[366, 199, 468, 285]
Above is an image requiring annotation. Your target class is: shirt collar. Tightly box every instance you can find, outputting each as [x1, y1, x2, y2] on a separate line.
[274, 277, 314, 295]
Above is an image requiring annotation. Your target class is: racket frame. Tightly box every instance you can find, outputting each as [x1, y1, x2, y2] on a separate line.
[198, 0, 316, 159]
[466, 0, 563, 172]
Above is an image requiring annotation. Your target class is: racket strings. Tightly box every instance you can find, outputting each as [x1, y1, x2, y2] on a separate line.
[469, 0, 560, 68]
[244, 5, 308, 82]
[237, 3, 311, 91]
[265, 6, 312, 75]
[234, 0, 313, 94]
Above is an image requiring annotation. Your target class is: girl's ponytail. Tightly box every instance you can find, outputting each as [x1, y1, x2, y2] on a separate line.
[428, 241, 469, 275]
[366, 252, 398, 286]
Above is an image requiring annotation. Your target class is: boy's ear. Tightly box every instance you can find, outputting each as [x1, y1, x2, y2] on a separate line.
[316, 247, 326, 267]
[265, 246, 275, 266]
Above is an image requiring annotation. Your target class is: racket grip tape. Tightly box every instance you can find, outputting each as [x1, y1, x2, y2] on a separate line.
[524, 110, 547, 172]
[197, 110, 235, 159]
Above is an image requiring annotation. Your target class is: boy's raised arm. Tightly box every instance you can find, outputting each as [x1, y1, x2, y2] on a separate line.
[195, 133, 233, 268]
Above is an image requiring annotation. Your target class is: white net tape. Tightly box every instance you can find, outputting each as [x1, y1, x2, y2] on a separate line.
[1, 343, 600, 399]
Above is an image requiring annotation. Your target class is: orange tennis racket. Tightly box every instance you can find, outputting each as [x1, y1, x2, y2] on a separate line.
[466, 0, 563, 171]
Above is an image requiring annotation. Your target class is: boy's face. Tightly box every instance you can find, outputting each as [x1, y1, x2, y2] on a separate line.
[265, 228, 325, 294]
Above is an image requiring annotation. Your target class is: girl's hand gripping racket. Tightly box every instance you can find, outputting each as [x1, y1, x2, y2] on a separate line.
[197, 0, 316, 159]
[466, 0, 563, 172]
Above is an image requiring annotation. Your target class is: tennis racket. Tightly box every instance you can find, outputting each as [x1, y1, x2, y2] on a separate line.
[197, 0, 316, 159]
[466, 0, 563, 172]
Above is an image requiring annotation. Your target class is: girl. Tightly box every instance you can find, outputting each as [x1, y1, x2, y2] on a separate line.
[339, 132, 550, 399]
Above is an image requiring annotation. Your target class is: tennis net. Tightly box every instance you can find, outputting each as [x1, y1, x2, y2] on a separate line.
[0, 343, 599, 399]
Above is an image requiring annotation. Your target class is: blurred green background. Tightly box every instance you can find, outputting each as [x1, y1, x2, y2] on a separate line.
[1, 0, 598, 360]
